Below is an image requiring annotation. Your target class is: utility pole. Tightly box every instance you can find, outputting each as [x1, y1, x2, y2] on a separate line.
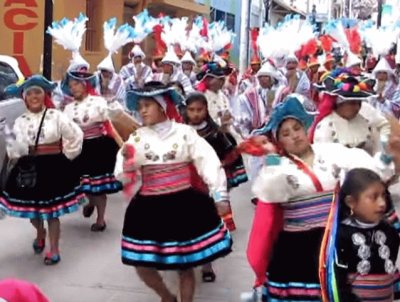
[43, 0, 53, 80]
[264, 0, 270, 24]
[239, 0, 250, 74]
[377, 0, 383, 28]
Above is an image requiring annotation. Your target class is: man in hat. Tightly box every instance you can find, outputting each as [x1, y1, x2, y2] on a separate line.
[96, 56, 126, 106]
[236, 61, 286, 137]
[181, 51, 197, 86]
[280, 54, 311, 98]
[369, 57, 400, 119]
[120, 45, 153, 90]
[238, 59, 262, 94]
[197, 62, 234, 130]
[153, 48, 194, 95]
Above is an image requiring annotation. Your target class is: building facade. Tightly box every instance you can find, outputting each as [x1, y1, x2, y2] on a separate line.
[0, 0, 208, 80]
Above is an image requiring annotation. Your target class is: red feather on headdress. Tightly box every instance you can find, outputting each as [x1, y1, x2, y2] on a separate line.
[250, 28, 259, 55]
[152, 24, 167, 58]
[300, 38, 318, 58]
[319, 35, 335, 52]
[345, 28, 361, 54]
[200, 17, 209, 39]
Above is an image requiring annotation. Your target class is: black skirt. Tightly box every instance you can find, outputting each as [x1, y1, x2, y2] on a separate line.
[74, 136, 122, 195]
[121, 188, 233, 270]
[0, 153, 86, 220]
[262, 228, 324, 301]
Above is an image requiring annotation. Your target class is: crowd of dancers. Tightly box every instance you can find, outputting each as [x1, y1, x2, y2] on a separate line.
[2, 10, 400, 302]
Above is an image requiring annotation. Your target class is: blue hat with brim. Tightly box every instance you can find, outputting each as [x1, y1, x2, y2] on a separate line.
[5, 75, 57, 97]
[126, 81, 185, 111]
[253, 96, 315, 137]
[61, 71, 98, 96]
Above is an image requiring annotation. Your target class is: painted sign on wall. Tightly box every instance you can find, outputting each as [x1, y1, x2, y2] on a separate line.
[1, 0, 44, 76]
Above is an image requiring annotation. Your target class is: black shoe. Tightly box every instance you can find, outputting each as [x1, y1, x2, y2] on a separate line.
[90, 223, 106, 232]
[202, 270, 216, 283]
[251, 198, 258, 206]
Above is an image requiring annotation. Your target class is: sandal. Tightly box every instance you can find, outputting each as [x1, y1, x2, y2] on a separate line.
[32, 238, 45, 254]
[44, 252, 61, 265]
[202, 270, 216, 283]
[91, 223, 106, 232]
[82, 205, 95, 218]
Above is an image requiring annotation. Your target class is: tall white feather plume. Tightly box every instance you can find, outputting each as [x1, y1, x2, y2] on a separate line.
[47, 13, 90, 70]
[362, 24, 399, 56]
[47, 13, 88, 53]
[98, 18, 136, 72]
[132, 9, 159, 44]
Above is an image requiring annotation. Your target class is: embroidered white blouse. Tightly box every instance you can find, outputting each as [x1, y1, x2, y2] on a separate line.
[204, 89, 232, 125]
[253, 143, 394, 203]
[114, 121, 229, 202]
[63, 95, 123, 128]
[313, 111, 379, 155]
[7, 108, 83, 160]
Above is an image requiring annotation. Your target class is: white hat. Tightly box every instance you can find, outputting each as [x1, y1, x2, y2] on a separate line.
[286, 52, 299, 64]
[97, 54, 114, 72]
[67, 51, 90, 72]
[372, 57, 394, 77]
[181, 51, 195, 65]
[346, 52, 362, 68]
[130, 45, 145, 59]
[257, 61, 279, 80]
[161, 47, 181, 65]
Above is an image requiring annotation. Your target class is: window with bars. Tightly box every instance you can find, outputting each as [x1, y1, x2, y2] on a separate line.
[85, 0, 102, 52]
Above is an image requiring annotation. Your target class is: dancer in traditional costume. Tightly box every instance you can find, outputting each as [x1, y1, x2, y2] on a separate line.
[282, 54, 311, 98]
[242, 95, 400, 301]
[120, 45, 153, 90]
[62, 71, 123, 232]
[328, 168, 400, 301]
[236, 61, 286, 138]
[311, 74, 385, 155]
[153, 47, 194, 95]
[115, 82, 232, 302]
[181, 51, 197, 86]
[96, 19, 134, 106]
[0, 75, 85, 265]
[369, 57, 400, 119]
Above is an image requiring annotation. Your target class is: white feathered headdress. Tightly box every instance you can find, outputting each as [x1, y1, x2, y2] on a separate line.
[97, 18, 136, 72]
[47, 13, 90, 72]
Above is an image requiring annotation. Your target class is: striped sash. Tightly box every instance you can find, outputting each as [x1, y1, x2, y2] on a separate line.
[140, 163, 192, 196]
[82, 123, 106, 139]
[348, 274, 396, 302]
[282, 192, 334, 232]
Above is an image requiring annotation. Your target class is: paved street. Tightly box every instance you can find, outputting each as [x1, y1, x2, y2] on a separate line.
[0, 183, 254, 302]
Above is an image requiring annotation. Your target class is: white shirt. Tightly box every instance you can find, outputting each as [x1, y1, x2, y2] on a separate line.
[63, 95, 123, 128]
[114, 121, 228, 202]
[7, 108, 83, 160]
[253, 143, 394, 203]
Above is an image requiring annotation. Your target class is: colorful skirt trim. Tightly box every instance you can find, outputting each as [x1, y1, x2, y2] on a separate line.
[1, 153, 87, 220]
[0, 191, 87, 220]
[348, 273, 399, 302]
[121, 188, 232, 270]
[122, 222, 232, 270]
[74, 136, 121, 195]
[226, 165, 248, 189]
[263, 228, 324, 301]
[79, 173, 122, 195]
[262, 281, 321, 301]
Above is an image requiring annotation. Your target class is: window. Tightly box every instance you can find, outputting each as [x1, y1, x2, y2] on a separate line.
[210, 8, 235, 31]
[226, 13, 235, 30]
[85, 0, 102, 52]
